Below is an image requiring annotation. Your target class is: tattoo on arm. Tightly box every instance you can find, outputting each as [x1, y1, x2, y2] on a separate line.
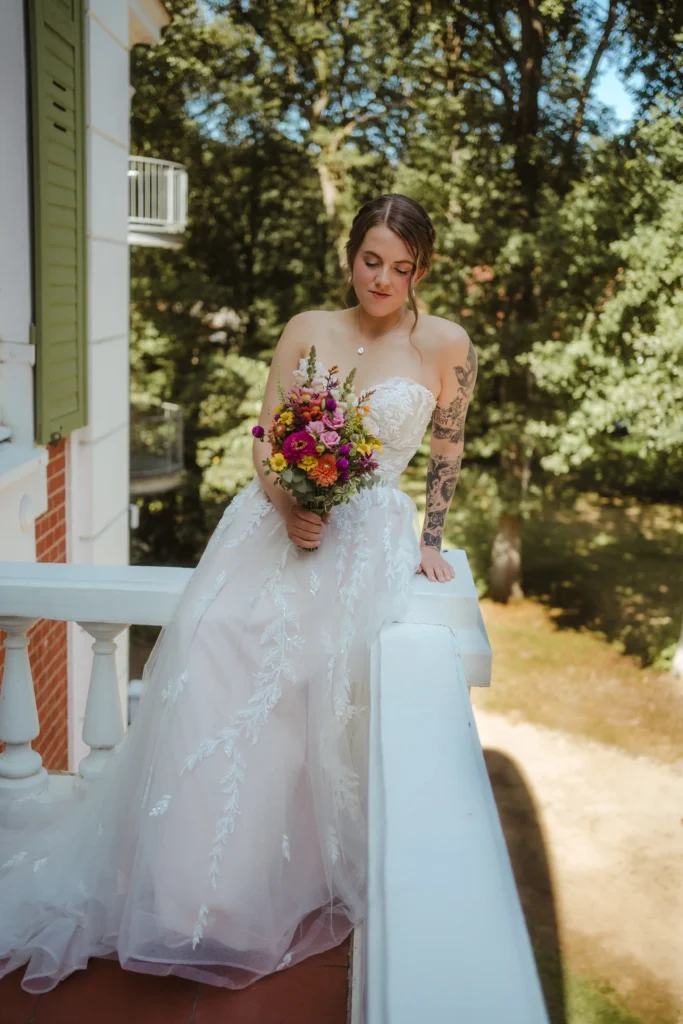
[431, 340, 477, 444]
[422, 452, 462, 549]
[422, 340, 475, 550]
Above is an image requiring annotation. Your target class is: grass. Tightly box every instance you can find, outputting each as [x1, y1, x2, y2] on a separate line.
[473, 597, 683, 764]
[544, 962, 644, 1024]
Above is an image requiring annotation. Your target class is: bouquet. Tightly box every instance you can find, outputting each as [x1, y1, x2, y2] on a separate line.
[252, 346, 383, 547]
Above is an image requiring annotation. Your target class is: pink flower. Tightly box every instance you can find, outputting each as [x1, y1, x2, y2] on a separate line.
[320, 430, 340, 448]
[306, 420, 325, 436]
[282, 430, 317, 463]
[322, 409, 345, 429]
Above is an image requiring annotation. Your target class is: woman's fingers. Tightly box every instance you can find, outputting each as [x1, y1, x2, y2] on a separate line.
[296, 508, 323, 526]
[291, 527, 321, 546]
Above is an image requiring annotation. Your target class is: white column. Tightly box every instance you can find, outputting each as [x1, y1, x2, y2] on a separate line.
[0, 616, 48, 795]
[77, 621, 128, 778]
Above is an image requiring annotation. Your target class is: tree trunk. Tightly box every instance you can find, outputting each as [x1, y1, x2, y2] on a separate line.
[490, 512, 523, 603]
[490, 444, 529, 602]
[672, 615, 683, 679]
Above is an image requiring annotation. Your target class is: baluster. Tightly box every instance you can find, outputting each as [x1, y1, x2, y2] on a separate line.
[166, 165, 173, 227]
[77, 621, 128, 779]
[0, 616, 48, 795]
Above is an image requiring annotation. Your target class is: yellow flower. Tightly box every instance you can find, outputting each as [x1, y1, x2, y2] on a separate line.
[278, 410, 294, 426]
[300, 455, 318, 471]
[273, 404, 284, 415]
[356, 442, 373, 455]
[368, 438, 383, 452]
[269, 453, 287, 472]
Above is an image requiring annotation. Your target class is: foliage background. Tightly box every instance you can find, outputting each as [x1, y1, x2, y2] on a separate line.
[129, 0, 683, 660]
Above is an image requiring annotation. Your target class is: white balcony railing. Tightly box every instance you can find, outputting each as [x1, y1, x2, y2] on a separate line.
[130, 402, 184, 496]
[128, 156, 188, 248]
[0, 552, 548, 1023]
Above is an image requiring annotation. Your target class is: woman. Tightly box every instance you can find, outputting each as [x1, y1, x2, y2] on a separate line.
[0, 193, 476, 993]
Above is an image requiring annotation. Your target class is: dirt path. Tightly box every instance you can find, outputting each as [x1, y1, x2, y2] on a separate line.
[473, 707, 683, 1019]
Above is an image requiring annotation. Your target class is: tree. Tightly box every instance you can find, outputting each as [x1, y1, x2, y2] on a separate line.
[397, 1, 683, 599]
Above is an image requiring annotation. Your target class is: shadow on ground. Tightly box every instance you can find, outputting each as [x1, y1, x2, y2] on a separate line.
[484, 748, 566, 1024]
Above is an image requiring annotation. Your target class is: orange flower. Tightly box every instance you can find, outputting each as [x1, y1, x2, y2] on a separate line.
[300, 409, 312, 422]
[309, 453, 338, 486]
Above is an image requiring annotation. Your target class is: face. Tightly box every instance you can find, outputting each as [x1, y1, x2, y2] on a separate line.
[352, 224, 425, 316]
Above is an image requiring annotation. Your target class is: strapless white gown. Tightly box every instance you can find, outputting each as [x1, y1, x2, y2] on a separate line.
[0, 365, 437, 993]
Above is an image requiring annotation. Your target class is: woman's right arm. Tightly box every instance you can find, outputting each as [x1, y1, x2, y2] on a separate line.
[252, 313, 328, 549]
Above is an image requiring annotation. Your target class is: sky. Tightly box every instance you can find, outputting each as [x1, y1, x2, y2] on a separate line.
[594, 64, 639, 126]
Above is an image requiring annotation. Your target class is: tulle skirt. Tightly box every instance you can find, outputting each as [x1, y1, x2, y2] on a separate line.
[0, 475, 421, 993]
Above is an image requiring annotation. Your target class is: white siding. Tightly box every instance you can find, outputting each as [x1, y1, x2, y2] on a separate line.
[68, 0, 132, 769]
[89, 239, 130, 341]
[0, 0, 48, 557]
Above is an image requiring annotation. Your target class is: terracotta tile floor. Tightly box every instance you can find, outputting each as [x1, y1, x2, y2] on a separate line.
[0, 937, 351, 1024]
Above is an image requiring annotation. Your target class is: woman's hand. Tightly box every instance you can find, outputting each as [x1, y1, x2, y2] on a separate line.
[417, 544, 455, 583]
[285, 506, 330, 549]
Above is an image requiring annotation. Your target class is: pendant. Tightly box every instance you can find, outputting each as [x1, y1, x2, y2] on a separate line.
[357, 346, 364, 355]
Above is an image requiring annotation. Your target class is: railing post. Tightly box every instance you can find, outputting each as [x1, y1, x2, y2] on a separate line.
[166, 165, 174, 227]
[77, 621, 128, 779]
[0, 616, 48, 796]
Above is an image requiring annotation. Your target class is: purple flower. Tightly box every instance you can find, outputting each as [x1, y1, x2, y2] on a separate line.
[251, 425, 265, 439]
[339, 470, 349, 483]
[282, 430, 318, 463]
[336, 457, 349, 470]
[326, 396, 337, 412]
[338, 444, 351, 456]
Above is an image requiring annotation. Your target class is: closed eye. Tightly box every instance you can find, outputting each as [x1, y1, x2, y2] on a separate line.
[365, 261, 410, 276]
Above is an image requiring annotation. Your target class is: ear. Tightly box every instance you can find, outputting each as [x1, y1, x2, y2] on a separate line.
[414, 266, 427, 286]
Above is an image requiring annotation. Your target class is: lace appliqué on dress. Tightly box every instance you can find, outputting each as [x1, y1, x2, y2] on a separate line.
[149, 795, 171, 817]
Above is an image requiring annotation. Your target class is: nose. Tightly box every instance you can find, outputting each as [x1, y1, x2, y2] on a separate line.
[374, 265, 391, 288]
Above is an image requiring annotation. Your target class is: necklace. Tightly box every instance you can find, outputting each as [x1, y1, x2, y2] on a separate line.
[355, 304, 405, 355]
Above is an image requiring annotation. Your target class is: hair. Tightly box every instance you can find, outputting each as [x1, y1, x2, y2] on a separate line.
[343, 193, 436, 334]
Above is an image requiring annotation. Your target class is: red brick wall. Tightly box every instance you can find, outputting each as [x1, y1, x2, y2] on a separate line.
[0, 437, 70, 770]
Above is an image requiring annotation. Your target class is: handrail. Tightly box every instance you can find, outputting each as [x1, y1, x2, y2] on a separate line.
[362, 606, 549, 1023]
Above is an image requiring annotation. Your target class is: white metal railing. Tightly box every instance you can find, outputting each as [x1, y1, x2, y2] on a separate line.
[130, 401, 184, 496]
[0, 553, 548, 1022]
[128, 156, 188, 235]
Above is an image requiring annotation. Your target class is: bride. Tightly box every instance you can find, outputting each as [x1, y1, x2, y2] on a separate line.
[0, 193, 477, 993]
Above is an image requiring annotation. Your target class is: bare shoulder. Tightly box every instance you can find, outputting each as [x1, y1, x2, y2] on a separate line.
[426, 314, 475, 368]
[282, 308, 328, 338]
[278, 309, 329, 360]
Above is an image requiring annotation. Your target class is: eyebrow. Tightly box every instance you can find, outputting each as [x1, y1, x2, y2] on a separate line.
[363, 249, 414, 266]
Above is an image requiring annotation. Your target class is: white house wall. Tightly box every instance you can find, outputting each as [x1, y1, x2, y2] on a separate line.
[68, 0, 133, 770]
[0, 0, 48, 565]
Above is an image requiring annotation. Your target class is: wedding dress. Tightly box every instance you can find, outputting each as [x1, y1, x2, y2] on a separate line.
[0, 358, 437, 993]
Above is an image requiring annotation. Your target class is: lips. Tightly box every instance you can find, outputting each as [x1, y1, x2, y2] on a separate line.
[369, 290, 390, 298]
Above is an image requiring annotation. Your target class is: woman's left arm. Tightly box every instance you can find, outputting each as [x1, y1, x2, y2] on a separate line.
[418, 328, 478, 582]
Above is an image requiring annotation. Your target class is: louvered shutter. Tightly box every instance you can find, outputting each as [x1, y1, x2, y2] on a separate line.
[29, 0, 87, 445]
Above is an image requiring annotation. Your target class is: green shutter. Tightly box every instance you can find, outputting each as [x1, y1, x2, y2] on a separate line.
[29, 0, 87, 445]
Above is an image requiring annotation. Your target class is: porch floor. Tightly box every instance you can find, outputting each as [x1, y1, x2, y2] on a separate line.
[0, 936, 351, 1024]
